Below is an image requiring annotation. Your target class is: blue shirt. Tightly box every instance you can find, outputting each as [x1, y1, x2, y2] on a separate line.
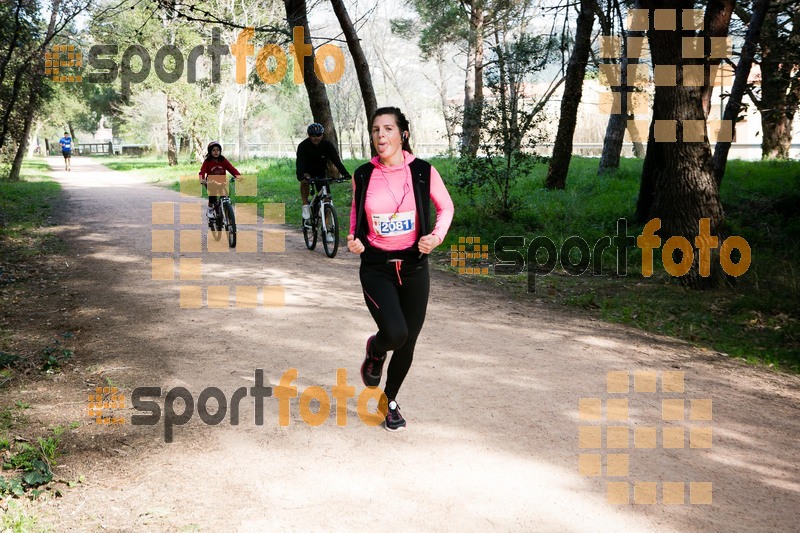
[59, 137, 72, 151]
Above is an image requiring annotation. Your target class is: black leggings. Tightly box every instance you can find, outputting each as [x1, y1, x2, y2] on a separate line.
[360, 258, 430, 401]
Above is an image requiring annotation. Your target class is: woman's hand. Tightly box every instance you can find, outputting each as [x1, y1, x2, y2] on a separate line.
[347, 234, 365, 254]
[418, 234, 441, 255]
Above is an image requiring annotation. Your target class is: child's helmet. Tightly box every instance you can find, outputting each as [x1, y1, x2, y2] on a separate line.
[207, 141, 222, 152]
[307, 123, 324, 135]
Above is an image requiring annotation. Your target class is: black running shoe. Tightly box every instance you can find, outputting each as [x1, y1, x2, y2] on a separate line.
[360, 335, 386, 387]
[384, 400, 406, 432]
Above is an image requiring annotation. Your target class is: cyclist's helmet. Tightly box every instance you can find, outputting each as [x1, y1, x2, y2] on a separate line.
[307, 123, 324, 136]
[207, 141, 222, 152]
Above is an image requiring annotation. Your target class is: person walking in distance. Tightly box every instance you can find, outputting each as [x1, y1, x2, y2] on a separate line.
[296, 123, 351, 223]
[347, 107, 454, 432]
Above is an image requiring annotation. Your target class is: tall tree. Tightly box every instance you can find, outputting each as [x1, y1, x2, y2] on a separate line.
[598, 0, 646, 175]
[752, 0, 800, 159]
[284, 0, 338, 147]
[636, 0, 733, 289]
[461, 0, 486, 157]
[713, 0, 770, 185]
[545, 0, 596, 190]
[329, 0, 377, 155]
[7, 0, 92, 181]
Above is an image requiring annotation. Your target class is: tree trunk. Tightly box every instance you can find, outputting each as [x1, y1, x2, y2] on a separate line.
[639, 0, 727, 289]
[7, 0, 61, 181]
[237, 85, 248, 161]
[460, 1, 484, 157]
[598, 19, 643, 176]
[166, 95, 178, 166]
[284, 0, 338, 147]
[192, 131, 203, 163]
[0, 0, 24, 93]
[713, 0, 769, 185]
[761, 111, 793, 159]
[329, 0, 377, 156]
[757, 1, 799, 160]
[545, 0, 596, 189]
[701, 0, 735, 118]
[27, 119, 42, 157]
[9, 84, 35, 182]
[635, 120, 657, 222]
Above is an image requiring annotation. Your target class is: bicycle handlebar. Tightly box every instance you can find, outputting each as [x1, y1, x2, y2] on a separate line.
[200, 176, 240, 184]
[305, 176, 349, 184]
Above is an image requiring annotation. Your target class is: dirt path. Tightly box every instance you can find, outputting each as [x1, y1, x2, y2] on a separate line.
[14, 156, 800, 531]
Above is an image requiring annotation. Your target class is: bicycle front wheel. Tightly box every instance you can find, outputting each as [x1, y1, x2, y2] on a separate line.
[322, 203, 339, 258]
[214, 204, 224, 232]
[303, 216, 317, 250]
[224, 202, 236, 248]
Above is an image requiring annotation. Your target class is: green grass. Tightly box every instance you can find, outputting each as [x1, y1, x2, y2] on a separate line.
[0, 160, 62, 261]
[88, 154, 800, 371]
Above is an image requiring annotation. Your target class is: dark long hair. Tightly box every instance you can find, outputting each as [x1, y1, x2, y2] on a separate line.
[370, 106, 412, 154]
[205, 143, 226, 162]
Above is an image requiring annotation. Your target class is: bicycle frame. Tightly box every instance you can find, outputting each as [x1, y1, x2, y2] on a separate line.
[310, 181, 333, 233]
[207, 177, 237, 247]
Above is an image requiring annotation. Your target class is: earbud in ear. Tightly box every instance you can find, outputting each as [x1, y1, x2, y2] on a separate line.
[401, 132, 408, 143]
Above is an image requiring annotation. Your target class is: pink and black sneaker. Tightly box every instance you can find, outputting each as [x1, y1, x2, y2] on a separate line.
[384, 400, 406, 432]
[360, 335, 386, 387]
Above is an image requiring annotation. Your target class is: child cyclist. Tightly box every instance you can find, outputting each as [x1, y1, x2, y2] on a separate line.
[198, 141, 242, 220]
[347, 107, 454, 432]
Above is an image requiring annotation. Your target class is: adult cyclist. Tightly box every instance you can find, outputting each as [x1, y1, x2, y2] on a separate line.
[296, 123, 351, 222]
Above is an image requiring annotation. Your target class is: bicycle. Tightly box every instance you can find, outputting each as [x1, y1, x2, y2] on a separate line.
[205, 176, 238, 248]
[303, 175, 348, 258]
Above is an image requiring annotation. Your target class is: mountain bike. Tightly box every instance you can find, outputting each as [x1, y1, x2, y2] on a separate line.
[206, 177, 238, 248]
[303, 176, 348, 258]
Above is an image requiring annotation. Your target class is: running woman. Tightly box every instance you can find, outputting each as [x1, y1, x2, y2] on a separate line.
[198, 141, 242, 221]
[347, 107, 454, 432]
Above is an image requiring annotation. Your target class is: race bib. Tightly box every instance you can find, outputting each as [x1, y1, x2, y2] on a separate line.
[372, 211, 415, 236]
